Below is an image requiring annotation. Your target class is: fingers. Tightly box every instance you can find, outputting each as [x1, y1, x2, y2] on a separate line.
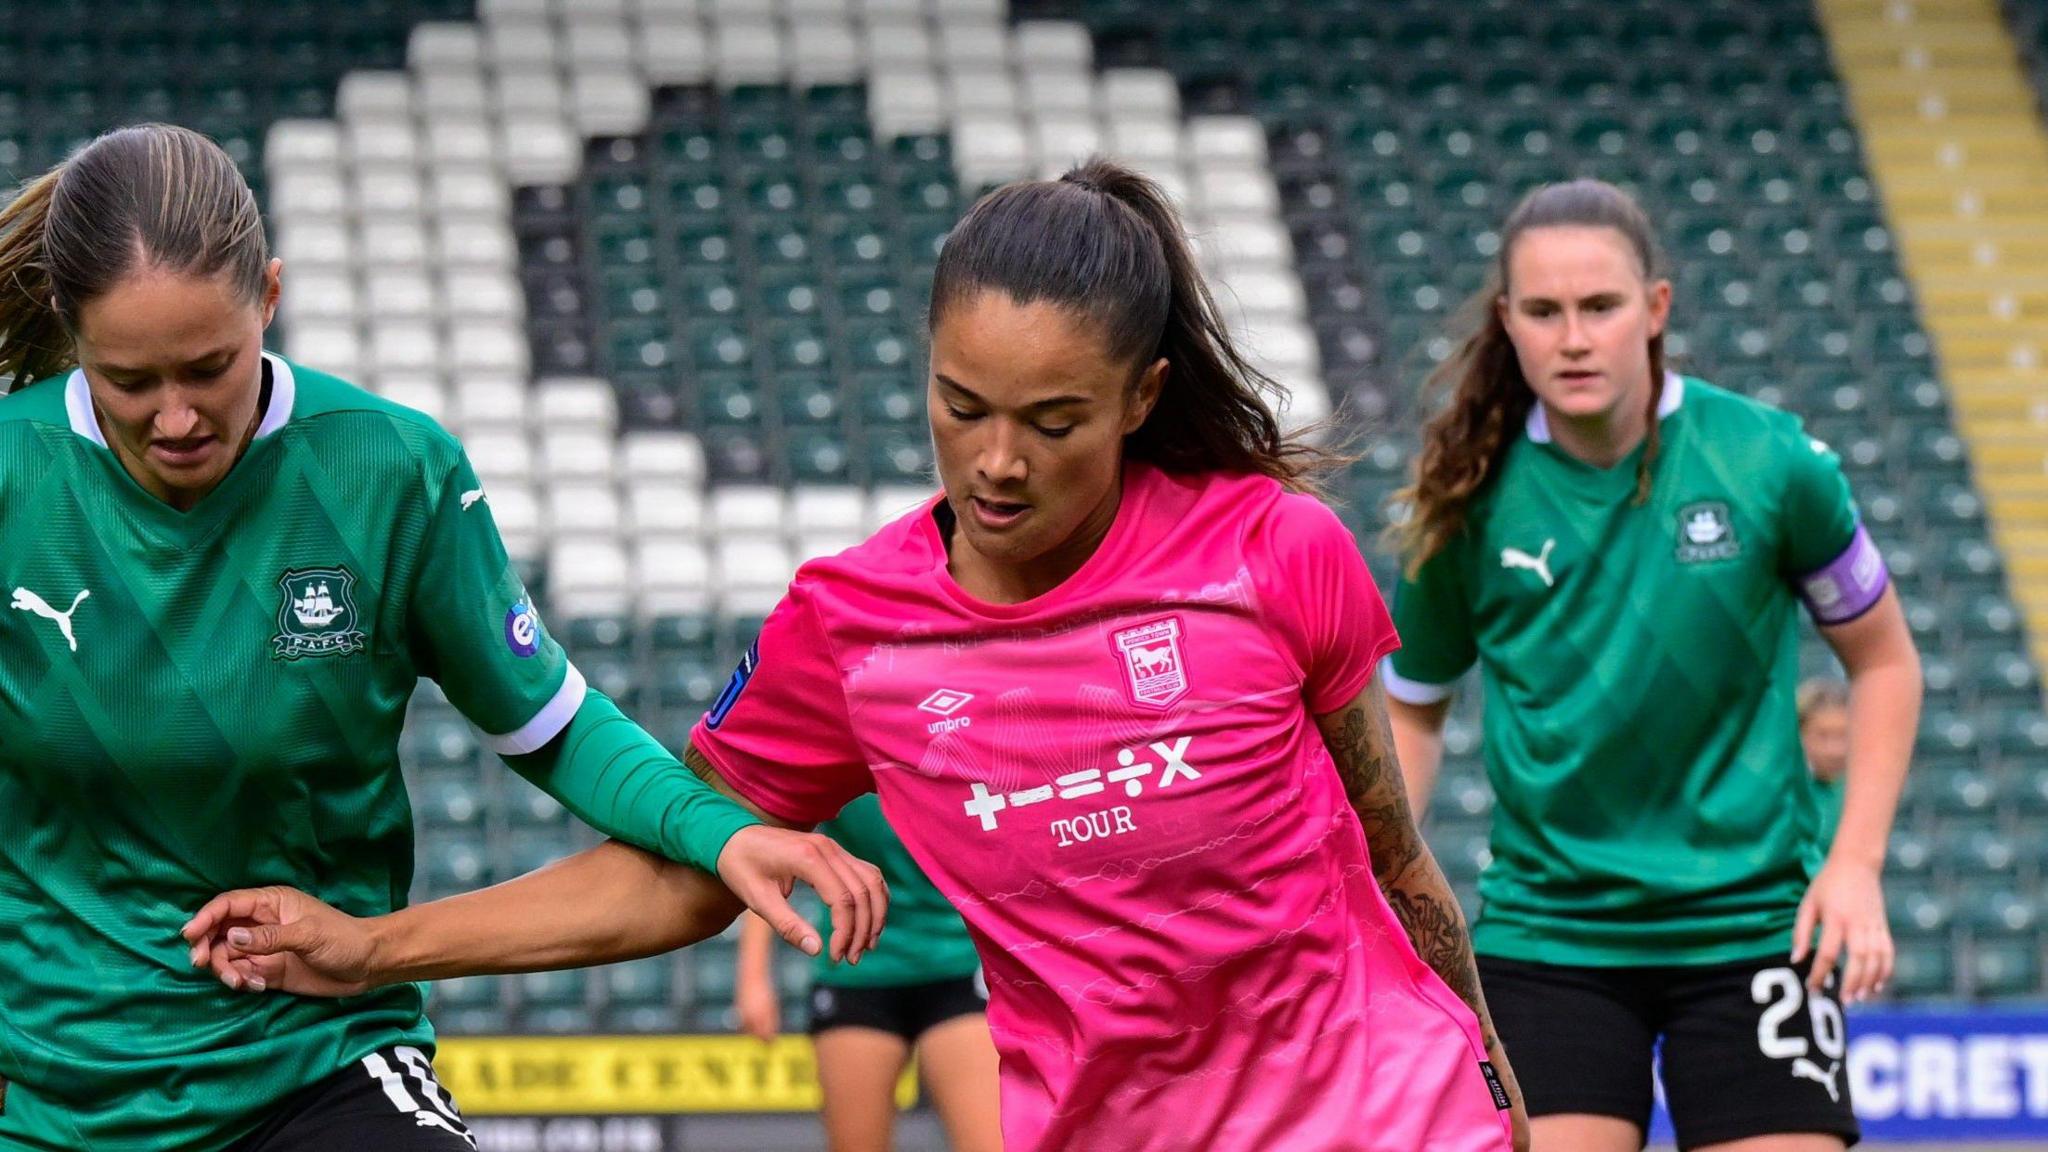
[1806, 915, 1845, 994]
[1789, 894, 1816, 965]
[1839, 923, 1896, 1004]
[180, 889, 280, 944]
[227, 920, 315, 958]
[794, 836, 880, 966]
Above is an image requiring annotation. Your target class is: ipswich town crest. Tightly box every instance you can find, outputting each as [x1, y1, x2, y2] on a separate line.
[1112, 616, 1189, 709]
[274, 567, 368, 660]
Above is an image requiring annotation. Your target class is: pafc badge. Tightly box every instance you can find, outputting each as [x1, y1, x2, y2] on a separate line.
[1112, 616, 1189, 709]
[274, 567, 368, 660]
[1675, 501, 1741, 564]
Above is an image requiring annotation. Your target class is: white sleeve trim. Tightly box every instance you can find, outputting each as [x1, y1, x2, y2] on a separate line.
[1379, 655, 1455, 705]
[482, 662, 589, 756]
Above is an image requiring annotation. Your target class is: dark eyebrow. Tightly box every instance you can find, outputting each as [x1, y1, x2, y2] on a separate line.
[98, 346, 240, 378]
[935, 373, 1092, 411]
[1516, 291, 1625, 308]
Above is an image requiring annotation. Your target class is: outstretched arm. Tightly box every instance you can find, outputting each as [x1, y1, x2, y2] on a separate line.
[1317, 675, 1527, 1148]
[183, 744, 886, 995]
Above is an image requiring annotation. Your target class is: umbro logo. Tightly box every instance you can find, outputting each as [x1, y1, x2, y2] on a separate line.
[920, 689, 974, 734]
[919, 689, 973, 715]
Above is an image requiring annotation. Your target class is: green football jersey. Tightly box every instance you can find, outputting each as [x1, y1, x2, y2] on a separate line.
[0, 356, 585, 1150]
[810, 794, 980, 989]
[1388, 376, 1864, 967]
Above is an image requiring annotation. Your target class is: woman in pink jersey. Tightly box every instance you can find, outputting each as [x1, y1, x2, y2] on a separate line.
[186, 158, 1528, 1152]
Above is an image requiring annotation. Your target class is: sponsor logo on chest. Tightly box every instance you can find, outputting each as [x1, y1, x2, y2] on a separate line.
[959, 736, 1203, 847]
[273, 566, 368, 660]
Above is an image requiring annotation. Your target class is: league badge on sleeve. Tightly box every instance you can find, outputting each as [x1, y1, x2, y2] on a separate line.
[273, 567, 368, 660]
[1112, 616, 1189, 709]
[504, 599, 542, 658]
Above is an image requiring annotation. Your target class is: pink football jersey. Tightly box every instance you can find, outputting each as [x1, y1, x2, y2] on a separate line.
[694, 464, 1512, 1151]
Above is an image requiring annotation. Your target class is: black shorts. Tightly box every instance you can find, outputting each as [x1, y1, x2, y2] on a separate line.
[1478, 953, 1859, 1151]
[807, 972, 989, 1044]
[230, 1045, 475, 1152]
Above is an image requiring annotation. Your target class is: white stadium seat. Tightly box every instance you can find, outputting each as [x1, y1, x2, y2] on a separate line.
[266, 121, 344, 170]
[284, 324, 365, 382]
[791, 486, 867, 536]
[621, 431, 707, 485]
[453, 376, 534, 432]
[448, 319, 532, 377]
[368, 319, 442, 375]
[859, 17, 932, 69]
[634, 538, 713, 616]
[548, 540, 633, 619]
[539, 429, 618, 485]
[570, 72, 653, 137]
[271, 170, 349, 219]
[345, 118, 420, 167]
[1100, 69, 1178, 120]
[436, 220, 519, 270]
[637, 20, 711, 84]
[376, 375, 452, 425]
[336, 72, 414, 121]
[535, 378, 619, 434]
[408, 22, 485, 72]
[417, 76, 492, 118]
[352, 165, 426, 219]
[708, 485, 789, 539]
[1015, 21, 1091, 71]
[359, 219, 432, 268]
[1188, 116, 1269, 167]
[545, 482, 624, 537]
[498, 115, 582, 185]
[466, 430, 538, 485]
[280, 271, 358, 326]
[1020, 68, 1095, 120]
[790, 21, 861, 86]
[713, 20, 785, 85]
[867, 484, 937, 530]
[953, 116, 1031, 189]
[626, 482, 706, 538]
[362, 268, 439, 321]
[869, 71, 946, 139]
[276, 220, 354, 271]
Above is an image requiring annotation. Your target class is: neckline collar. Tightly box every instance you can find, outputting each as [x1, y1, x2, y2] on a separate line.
[65, 351, 297, 448]
[1525, 370, 1685, 444]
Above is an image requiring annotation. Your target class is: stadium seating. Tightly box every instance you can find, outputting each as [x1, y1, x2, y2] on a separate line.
[3, 0, 2043, 1030]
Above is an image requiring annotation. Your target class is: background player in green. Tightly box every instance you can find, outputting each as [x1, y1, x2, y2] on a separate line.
[0, 124, 884, 1152]
[732, 794, 1001, 1152]
[1798, 678, 1852, 853]
[1382, 180, 1923, 1152]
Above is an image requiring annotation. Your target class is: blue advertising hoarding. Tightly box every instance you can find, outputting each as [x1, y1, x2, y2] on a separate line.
[1647, 1007, 2048, 1143]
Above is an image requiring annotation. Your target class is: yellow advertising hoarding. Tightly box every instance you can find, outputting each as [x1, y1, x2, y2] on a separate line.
[436, 1036, 918, 1115]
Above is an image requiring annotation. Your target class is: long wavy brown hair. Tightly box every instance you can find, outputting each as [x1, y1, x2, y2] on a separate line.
[1390, 179, 1668, 575]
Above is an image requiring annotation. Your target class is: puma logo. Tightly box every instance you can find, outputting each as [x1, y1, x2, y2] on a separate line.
[1791, 1057, 1841, 1103]
[460, 488, 486, 510]
[11, 587, 90, 652]
[1500, 540, 1556, 588]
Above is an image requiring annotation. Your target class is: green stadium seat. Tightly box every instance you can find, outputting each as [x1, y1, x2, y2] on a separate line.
[1968, 933, 2043, 1000]
[1888, 934, 1958, 999]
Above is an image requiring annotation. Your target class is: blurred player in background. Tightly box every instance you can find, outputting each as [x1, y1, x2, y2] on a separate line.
[1384, 178, 1923, 1152]
[192, 158, 1530, 1152]
[1799, 678, 1853, 852]
[0, 123, 882, 1152]
[733, 794, 1000, 1152]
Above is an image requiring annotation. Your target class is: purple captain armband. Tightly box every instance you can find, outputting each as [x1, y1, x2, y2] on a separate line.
[1797, 524, 1889, 625]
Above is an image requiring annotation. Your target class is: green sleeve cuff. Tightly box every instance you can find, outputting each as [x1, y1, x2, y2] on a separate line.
[502, 688, 765, 874]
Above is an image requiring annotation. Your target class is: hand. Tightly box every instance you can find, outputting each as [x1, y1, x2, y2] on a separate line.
[180, 886, 378, 998]
[1792, 857, 1893, 1003]
[717, 825, 887, 965]
[734, 975, 781, 1042]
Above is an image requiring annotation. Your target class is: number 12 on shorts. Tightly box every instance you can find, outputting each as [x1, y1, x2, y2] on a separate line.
[1752, 967, 1848, 1102]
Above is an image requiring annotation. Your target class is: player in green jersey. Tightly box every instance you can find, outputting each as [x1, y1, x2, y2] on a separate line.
[1798, 679, 1852, 853]
[1383, 180, 1923, 1152]
[0, 124, 884, 1152]
[734, 795, 1000, 1152]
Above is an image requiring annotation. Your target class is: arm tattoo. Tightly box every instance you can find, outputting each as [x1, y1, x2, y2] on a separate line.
[1319, 684, 1497, 1049]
